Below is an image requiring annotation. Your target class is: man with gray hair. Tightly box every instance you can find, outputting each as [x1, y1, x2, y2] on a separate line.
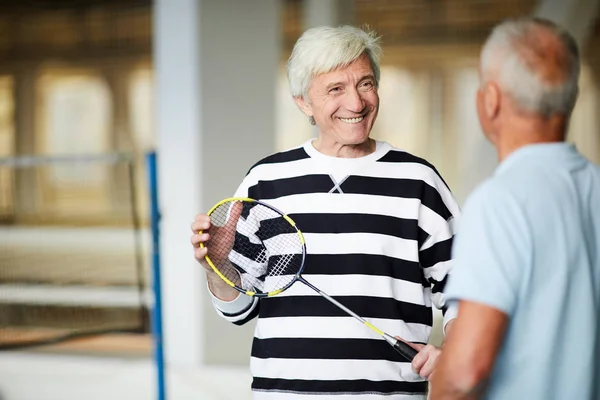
[430, 17, 600, 400]
[191, 25, 461, 398]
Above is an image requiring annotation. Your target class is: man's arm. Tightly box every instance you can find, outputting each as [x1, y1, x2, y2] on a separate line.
[429, 301, 508, 400]
[206, 270, 241, 300]
[410, 168, 462, 379]
[429, 182, 526, 396]
[192, 213, 260, 324]
[192, 198, 266, 324]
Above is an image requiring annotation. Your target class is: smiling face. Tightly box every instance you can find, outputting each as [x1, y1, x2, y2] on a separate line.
[295, 53, 379, 148]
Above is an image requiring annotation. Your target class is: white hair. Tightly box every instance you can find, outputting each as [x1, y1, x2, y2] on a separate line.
[286, 25, 382, 98]
[480, 17, 580, 117]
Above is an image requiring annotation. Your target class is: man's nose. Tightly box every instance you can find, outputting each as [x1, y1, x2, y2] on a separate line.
[344, 88, 366, 113]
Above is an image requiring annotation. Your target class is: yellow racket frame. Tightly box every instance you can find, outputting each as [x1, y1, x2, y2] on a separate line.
[199, 197, 306, 298]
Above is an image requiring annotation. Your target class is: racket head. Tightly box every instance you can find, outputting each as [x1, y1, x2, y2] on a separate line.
[200, 197, 306, 298]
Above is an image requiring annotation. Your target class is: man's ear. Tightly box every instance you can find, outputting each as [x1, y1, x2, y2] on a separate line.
[293, 95, 313, 117]
[483, 82, 501, 120]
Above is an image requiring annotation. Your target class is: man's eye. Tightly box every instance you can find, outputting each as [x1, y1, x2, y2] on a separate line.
[329, 87, 342, 94]
[360, 81, 374, 89]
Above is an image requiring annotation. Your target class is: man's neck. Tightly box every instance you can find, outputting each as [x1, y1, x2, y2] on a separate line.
[496, 114, 567, 162]
[312, 137, 376, 158]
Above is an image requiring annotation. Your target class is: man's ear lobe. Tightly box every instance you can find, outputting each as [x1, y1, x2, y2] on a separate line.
[293, 96, 312, 117]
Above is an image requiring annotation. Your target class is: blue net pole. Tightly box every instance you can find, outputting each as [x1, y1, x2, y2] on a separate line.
[146, 151, 166, 400]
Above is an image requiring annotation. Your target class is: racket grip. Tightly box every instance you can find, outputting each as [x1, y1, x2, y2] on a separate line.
[392, 341, 419, 362]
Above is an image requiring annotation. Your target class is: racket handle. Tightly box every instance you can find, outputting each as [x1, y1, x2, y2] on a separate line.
[382, 333, 419, 362]
[392, 340, 419, 362]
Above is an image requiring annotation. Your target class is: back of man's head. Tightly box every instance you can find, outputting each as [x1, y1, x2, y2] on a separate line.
[480, 17, 580, 118]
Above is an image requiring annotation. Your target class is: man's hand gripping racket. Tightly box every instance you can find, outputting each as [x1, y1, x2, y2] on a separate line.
[192, 197, 419, 362]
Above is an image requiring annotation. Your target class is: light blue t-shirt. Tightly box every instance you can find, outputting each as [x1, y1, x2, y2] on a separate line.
[444, 143, 600, 400]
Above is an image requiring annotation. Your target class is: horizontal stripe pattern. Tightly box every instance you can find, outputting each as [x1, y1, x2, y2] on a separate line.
[301, 254, 423, 283]
[291, 213, 420, 240]
[250, 148, 457, 217]
[252, 378, 428, 396]
[303, 232, 418, 261]
[254, 316, 432, 342]
[267, 274, 430, 306]
[268, 193, 447, 239]
[251, 337, 414, 361]
[251, 357, 422, 381]
[257, 295, 433, 325]
[252, 391, 427, 400]
[420, 237, 453, 269]
[247, 146, 310, 169]
[423, 259, 452, 282]
[214, 140, 459, 397]
[266, 193, 422, 223]
[341, 176, 452, 220]
[249, 177, 451, 224]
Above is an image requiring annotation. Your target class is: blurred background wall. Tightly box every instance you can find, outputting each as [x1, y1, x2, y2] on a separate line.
[0, 0, 598, 398]
[1, 0, 597, 224]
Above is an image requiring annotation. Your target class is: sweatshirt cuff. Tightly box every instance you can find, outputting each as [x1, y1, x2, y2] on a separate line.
[208, 283, 254, 314]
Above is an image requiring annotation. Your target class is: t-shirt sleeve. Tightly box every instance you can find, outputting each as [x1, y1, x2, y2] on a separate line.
[417, 167, 461, 328]
[444, 181, 530, 315]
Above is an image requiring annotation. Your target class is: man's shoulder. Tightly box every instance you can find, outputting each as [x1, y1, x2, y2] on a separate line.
[246, 145, 310, 176]
[463, 178, 502, 209]
[377, 145, 451, 190]
[492, 158, 562, 202]
[463, 172, 534, 222]
[377, 146, 437, 169]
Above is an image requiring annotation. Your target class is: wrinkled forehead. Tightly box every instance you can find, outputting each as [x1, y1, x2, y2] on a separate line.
[311, 54, 375, 85]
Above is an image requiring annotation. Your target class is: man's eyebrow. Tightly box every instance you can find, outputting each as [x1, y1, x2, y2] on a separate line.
[358, 74, 375, 83]
[325, 75, 375, 90]
[325, 81, 344, 90]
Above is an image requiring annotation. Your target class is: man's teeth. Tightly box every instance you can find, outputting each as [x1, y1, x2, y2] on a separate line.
[339, 116, 364, 124]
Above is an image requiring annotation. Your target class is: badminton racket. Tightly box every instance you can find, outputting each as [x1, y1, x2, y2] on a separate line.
[199, 197, 419, 362]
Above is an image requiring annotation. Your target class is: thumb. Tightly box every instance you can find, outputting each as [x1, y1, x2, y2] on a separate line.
[224, 201, 244, 230]
[395, 336, 425, 352]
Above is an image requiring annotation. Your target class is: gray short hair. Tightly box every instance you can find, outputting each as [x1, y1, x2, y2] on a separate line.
[286, 25, 382, 98]
[480, 17, 580, 117]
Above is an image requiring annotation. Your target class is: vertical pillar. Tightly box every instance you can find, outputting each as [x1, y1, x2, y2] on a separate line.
[154, 0, 280, 368]
[303, 0, 355, 29]
[300, 0, 356, 139]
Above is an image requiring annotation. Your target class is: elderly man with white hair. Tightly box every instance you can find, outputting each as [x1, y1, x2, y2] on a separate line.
[191, 25, 460, 399]
[431, 17, 600, 400]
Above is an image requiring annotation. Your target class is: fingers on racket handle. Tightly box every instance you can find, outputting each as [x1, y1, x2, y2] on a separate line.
[393, 341, 419, 362]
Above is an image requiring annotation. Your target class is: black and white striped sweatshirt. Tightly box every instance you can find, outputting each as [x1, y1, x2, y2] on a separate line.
[210, 140, 460, 399]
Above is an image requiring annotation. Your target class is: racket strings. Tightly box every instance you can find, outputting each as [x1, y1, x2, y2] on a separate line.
[206, 200, 304, 294]
[266, 252, 301, 293]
